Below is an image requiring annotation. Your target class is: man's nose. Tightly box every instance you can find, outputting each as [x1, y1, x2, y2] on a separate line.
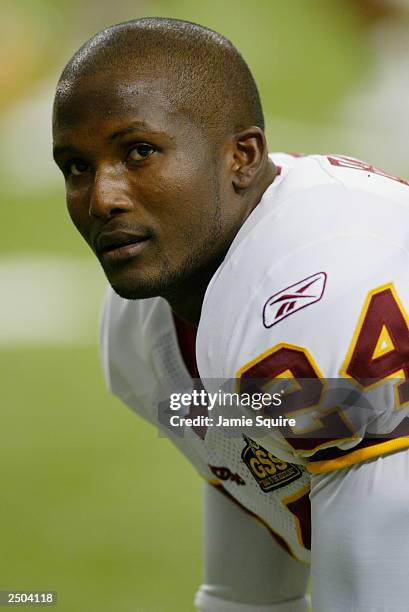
[89, 166, 134, 218]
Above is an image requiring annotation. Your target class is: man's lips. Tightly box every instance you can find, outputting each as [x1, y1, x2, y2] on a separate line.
[95, 229, 150, 262]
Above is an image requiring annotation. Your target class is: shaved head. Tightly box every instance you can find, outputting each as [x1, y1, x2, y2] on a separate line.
[55, 17, 264, 140]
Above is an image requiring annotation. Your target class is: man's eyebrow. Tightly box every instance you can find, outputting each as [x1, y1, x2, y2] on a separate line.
[52, 120, 163, 159]
[107, 120, 162, 142]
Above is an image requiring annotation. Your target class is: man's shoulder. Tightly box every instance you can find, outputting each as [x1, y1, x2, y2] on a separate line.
[100, 289, 175, 392]
[204, 153, 409, 304]
[100, 289, 163, 359]
[209, 153, 409, 292]
[100, 288, 163, 336]
[197, 155, 409, 380]
[269, 152, 409, 201]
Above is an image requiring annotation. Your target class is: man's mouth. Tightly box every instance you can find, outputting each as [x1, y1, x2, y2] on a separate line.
[96, 229, 150, 262]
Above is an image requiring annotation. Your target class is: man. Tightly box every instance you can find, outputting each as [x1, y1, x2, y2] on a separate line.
[52, 18, 409, 612]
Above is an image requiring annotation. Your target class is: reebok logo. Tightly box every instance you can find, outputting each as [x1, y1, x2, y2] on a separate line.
[263, 272, 327, 328]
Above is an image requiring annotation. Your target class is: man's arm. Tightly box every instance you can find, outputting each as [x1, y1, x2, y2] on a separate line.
[311, 448, 409, 612]
[195, 483, 310, 612]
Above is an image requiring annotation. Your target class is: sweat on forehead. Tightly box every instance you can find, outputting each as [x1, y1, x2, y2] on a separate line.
[54, 17, 264, 136]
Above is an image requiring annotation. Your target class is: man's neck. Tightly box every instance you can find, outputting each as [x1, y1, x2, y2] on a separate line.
[164, 259, 222, 326]
[166, 160, 277, 326]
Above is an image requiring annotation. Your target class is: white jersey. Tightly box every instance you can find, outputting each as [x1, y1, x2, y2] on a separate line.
[100, 153, 409, 563]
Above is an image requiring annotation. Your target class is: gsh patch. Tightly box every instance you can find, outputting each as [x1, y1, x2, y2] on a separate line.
[241, 436, 302, 492]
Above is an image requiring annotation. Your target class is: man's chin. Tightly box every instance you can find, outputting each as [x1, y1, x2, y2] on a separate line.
[103, 256, 202, 301]
[106, 268, 179, 300]
[109, 281, 163, 301]
[101, 264, 166, 300]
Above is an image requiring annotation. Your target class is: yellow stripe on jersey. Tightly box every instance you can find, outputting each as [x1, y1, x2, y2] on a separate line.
[307, 437, 409, 473]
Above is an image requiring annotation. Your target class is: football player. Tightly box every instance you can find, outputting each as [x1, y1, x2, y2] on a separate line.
[52, 18, 409, 611]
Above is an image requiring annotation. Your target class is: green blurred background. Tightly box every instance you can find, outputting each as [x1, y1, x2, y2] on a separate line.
[1, 1, 409, 610]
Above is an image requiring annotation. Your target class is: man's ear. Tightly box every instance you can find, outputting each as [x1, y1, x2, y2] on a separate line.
[230, 127, 267, 191]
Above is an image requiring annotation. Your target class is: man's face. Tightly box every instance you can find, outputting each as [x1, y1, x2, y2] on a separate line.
[53, 73, 233, 300]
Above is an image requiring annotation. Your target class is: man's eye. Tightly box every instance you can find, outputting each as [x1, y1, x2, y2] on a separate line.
[69, 160, 89, 176]
[127, 143, 154, 162]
